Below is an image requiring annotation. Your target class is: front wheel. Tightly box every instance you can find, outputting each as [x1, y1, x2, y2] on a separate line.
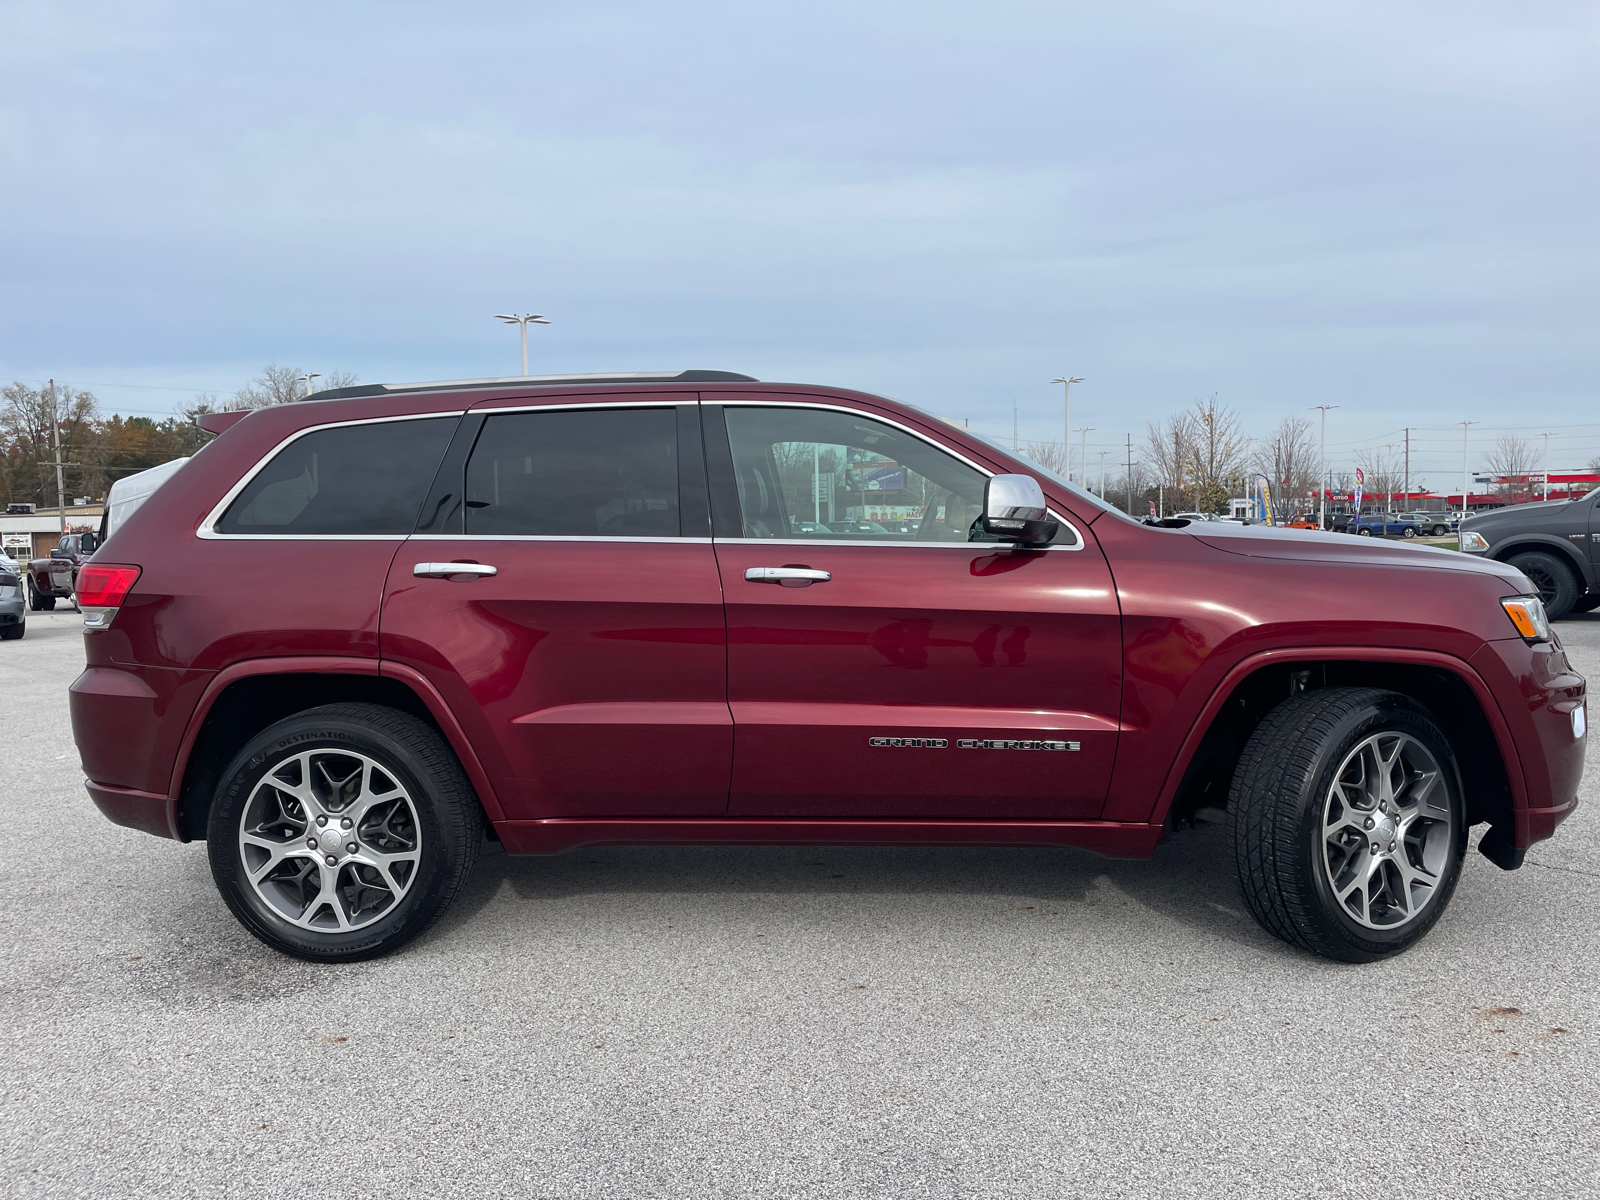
[1506, 550, 1580, 620]
[1227, 687, 1466, 962]
[207, 703, 481, 961]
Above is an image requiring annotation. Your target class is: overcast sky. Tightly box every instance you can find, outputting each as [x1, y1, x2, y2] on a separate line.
[2, 0, 1596, 484]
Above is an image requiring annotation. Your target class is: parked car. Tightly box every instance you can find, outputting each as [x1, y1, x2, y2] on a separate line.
[0, 552, 25, 640]
[1459, 490, 1600, 619]
[1349, 514, 1421, 539]
[27, 530, 99, 610]
[1401, 512, 1459, 537]
[72, 370, 1585, 965]
[825, 520, 892, 535]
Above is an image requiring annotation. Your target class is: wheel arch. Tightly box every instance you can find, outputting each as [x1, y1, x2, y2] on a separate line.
[1157, 648, 1525, 866]
[1490, 536, 1591, 587]
[171, 659, 503, 841]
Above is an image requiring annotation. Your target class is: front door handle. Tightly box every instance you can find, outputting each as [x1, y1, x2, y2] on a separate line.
[413, 562, 498, 579]
[744, 567, 831, 585]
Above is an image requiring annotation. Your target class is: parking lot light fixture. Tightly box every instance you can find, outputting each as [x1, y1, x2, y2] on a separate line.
[495, 313, 551, 376]
[1459, 420, 1477, 517]
[1051, 377, 1083, 481]
[1311, 405, 1337, 530]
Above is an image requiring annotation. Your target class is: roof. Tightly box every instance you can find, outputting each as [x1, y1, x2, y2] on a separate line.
[303, 369, 758, 402]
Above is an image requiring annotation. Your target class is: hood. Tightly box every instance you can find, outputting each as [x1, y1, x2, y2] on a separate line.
[1183, 520, 1528, 583]
[1461, 499, 1572, 528]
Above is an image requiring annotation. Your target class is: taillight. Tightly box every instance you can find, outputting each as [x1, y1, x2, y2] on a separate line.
[76, 564, 141, 629]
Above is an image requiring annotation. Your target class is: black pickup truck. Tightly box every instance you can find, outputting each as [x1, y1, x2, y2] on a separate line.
[1459, 488, 1600, 618]
[25, 530, 98, 610]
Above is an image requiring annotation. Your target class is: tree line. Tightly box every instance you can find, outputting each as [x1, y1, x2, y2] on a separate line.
[1027, 397, 1600, 519]
[0, 365, 354, 509]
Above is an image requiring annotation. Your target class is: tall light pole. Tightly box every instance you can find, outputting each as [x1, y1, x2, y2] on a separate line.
[300, 372, 320, 398]
[1311, 405, 1337, 529]
[1459, 420, 1477, 517]
[1541, 432, 1552, 501]
[1077, 428, 1094, 490]
[495, 313, 551, 376]
[1051, 376, 1083, 481]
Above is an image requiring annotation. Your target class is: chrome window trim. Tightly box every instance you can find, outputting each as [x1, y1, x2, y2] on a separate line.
[712, 399, 1086, 552]
[407, 534, 714, 544]
[198, 410, 467, 540]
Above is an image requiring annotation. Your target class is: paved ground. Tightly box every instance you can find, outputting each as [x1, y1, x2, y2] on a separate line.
[2, 606, 1597, 1199]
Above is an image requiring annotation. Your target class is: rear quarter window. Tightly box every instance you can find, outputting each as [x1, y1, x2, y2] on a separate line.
[216, 417, 458, 535]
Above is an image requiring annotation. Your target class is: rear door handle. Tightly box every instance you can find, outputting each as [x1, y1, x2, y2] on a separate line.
[413, 562, 498, 579]
[744, 567, 831, 585]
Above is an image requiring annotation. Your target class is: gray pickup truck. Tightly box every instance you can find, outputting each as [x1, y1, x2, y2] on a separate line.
[1459, 488, 1600, 618]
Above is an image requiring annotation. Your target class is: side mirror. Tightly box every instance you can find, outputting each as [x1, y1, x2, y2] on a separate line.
[980, 474, 1057, 545]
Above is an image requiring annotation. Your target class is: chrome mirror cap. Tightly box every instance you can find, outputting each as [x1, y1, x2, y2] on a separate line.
[981, 474, 1058, 544]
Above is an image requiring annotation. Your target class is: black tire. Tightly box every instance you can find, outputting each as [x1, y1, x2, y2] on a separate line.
[1401, 527, 1417, 538]
[1357, 528, 1372, 536]
[0, 620, 22, 641]
[27, 579, 54, 611]
[1506, 550, 1581, 620]
[1432, 524, 1448, 537]
[207, 702, 482, 962]
[1227, 687, 1467, 963]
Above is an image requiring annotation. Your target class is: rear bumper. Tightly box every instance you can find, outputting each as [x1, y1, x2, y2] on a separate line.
[70, 663, 210, 838]
[85, 780, 180, 841]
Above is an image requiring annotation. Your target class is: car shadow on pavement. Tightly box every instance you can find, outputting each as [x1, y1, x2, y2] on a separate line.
[429, 819, 1287, 957]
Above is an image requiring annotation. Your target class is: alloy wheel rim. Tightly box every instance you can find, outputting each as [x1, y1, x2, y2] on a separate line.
[238, 749, 422, 932]
[1522, 564, 1559, 607]
[1320, 731, 1453, 931]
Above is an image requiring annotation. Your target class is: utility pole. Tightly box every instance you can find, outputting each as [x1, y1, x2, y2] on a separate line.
[50, 380, 65, 534]
[1459, 421, 1477, 517]
[1311, 405, 1338, 529]
[1097, 450, 1107, 498]
[1541, 432, 1551, 501]
[1013, 402, 1018, 452]
[1403, 428, 1409, 515]
[1051, 376, 1083, 481]
[1077, 428, 1094, 490]
[1125, 434, 1137, 515]
[495, 313, 551, 376]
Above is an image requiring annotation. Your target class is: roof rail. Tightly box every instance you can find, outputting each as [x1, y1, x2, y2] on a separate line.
[302, 370, 757, 402]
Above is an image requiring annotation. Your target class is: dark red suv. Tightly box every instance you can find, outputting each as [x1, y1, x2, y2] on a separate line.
[70, 371, 1587, 962]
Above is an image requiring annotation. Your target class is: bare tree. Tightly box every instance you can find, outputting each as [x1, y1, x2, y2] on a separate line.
[1021, 439, 1068, 478]
[1255, 415, 1319, 519]
[1484, 435, 1537, 504]
[233, 364, 359, 409]
[1186, 395, 1249, 511]
[1144, 412, 1195, 511]
[1356, 446, 1404, 513]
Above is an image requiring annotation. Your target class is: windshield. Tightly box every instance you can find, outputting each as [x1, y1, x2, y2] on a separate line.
[949, 424, 1143, 524]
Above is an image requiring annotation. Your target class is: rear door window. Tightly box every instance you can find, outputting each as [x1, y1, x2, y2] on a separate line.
[217, 417, 458, 535]
[463, 407, 680, 537]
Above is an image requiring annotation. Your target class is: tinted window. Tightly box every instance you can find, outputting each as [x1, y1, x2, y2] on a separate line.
[217, 418, 457, 535]
[464, 408, 679, 537]
[723, 406, 1075, 545]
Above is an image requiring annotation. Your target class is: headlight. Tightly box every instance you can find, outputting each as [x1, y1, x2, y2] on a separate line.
[1459, 530, 1489, 552]
[1501, 595, 1552, 642]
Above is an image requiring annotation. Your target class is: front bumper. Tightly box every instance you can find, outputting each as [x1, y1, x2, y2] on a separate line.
[1471, 638, 1586, 855]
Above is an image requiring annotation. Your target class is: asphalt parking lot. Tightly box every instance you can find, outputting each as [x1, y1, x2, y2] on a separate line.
[3, 608, 1597, 1199]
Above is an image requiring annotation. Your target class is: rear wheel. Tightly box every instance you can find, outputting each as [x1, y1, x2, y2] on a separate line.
[1401, 527, 1417, 538]
[27, 579, 54, 611]
[1228, 687, 1466, 962]
[0, 619, 23, 641]
[1357, 527, 1373, 537]
[207, 703, 481, 961]
[1506, 550, 1581, 620]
